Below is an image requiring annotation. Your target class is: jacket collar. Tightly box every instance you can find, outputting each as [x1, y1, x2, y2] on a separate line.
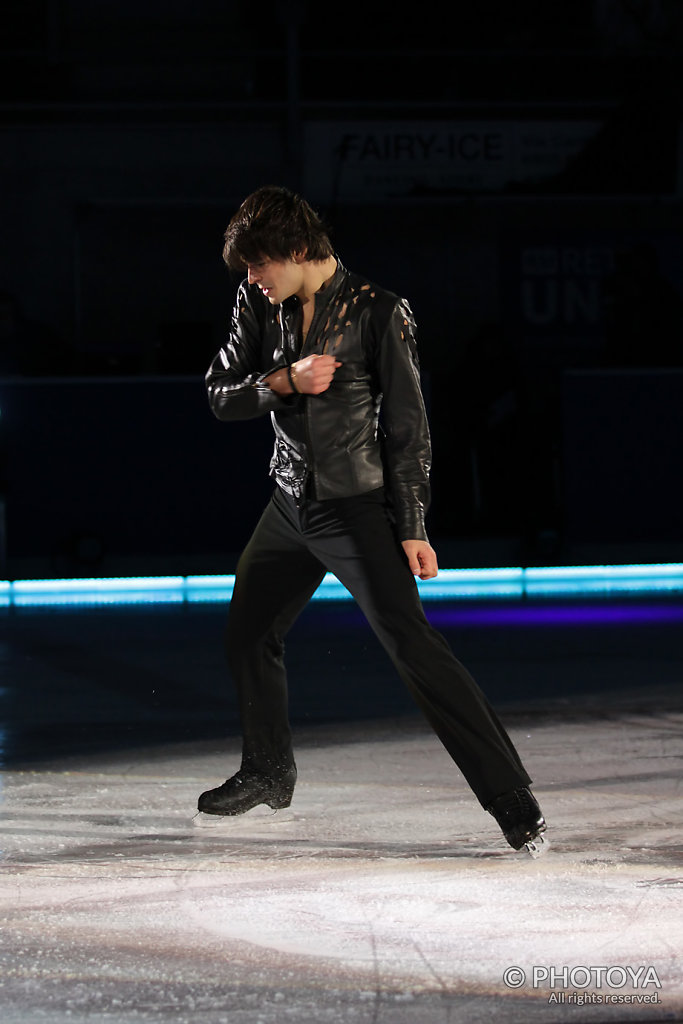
[282, 256, 347, 317]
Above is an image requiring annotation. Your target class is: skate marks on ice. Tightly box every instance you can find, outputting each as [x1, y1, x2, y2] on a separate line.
[1, 840, 680, 1024]
[1, 710, 682, 1022]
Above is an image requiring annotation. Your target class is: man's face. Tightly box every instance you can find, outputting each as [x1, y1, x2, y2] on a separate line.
[246, 256, 305, 305]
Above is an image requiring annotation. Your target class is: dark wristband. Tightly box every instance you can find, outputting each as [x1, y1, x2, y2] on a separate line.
[286, 364, 302, 394]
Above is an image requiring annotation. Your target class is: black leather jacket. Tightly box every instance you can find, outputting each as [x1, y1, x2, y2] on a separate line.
[206, 259, 432, 540]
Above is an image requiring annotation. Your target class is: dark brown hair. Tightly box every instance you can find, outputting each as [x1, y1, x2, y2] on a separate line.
[222, 186, 334, 270]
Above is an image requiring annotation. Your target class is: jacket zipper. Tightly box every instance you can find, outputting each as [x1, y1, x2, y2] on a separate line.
[300, 310, 317, 502]
[289, 291, 330, 503]
[289, 302, 316, 505]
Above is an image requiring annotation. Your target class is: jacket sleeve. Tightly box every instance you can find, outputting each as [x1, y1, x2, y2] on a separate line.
[376, 298, 432, 541]
[206, 282, 296, 421]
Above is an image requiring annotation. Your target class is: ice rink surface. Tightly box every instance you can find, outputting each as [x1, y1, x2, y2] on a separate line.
[1, 598, 682, 1023]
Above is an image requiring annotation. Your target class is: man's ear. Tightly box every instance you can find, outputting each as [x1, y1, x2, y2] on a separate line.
[292, 249, 308, 264]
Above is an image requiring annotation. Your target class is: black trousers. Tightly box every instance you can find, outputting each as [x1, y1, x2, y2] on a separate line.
[225, 486, 532, 808]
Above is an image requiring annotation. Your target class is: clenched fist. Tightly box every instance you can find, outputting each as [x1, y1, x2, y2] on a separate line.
[401, 539, 439, 580]
[292, 354, 342, 395]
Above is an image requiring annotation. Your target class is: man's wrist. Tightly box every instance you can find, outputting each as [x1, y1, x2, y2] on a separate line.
[286, 364, 302, 394]
[266, 368, 295, 395]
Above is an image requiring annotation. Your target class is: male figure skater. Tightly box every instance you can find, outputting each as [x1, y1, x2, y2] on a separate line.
[198, 186, 547, 853]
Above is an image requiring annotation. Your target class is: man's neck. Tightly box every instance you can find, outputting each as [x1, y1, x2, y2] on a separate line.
[297, 256, 338, 305]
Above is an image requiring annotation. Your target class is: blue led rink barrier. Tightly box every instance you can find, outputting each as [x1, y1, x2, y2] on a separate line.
[2, 563, 683, 607]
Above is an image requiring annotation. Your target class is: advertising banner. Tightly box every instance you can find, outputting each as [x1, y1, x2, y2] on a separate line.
[304, 120, 601, 200]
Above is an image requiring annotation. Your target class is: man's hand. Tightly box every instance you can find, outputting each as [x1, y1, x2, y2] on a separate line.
[292, 354, 341, 394]
[266, 354, 342, 396]
[401, 539, 439, 580]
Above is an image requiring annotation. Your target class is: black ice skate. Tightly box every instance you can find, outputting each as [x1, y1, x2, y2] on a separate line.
[486, 787, 548, 857]
[197, 765, 296, 816]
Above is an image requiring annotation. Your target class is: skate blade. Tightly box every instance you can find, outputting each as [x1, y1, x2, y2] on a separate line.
[193, 806, 295, 827]
[524, 832, 549, 858]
